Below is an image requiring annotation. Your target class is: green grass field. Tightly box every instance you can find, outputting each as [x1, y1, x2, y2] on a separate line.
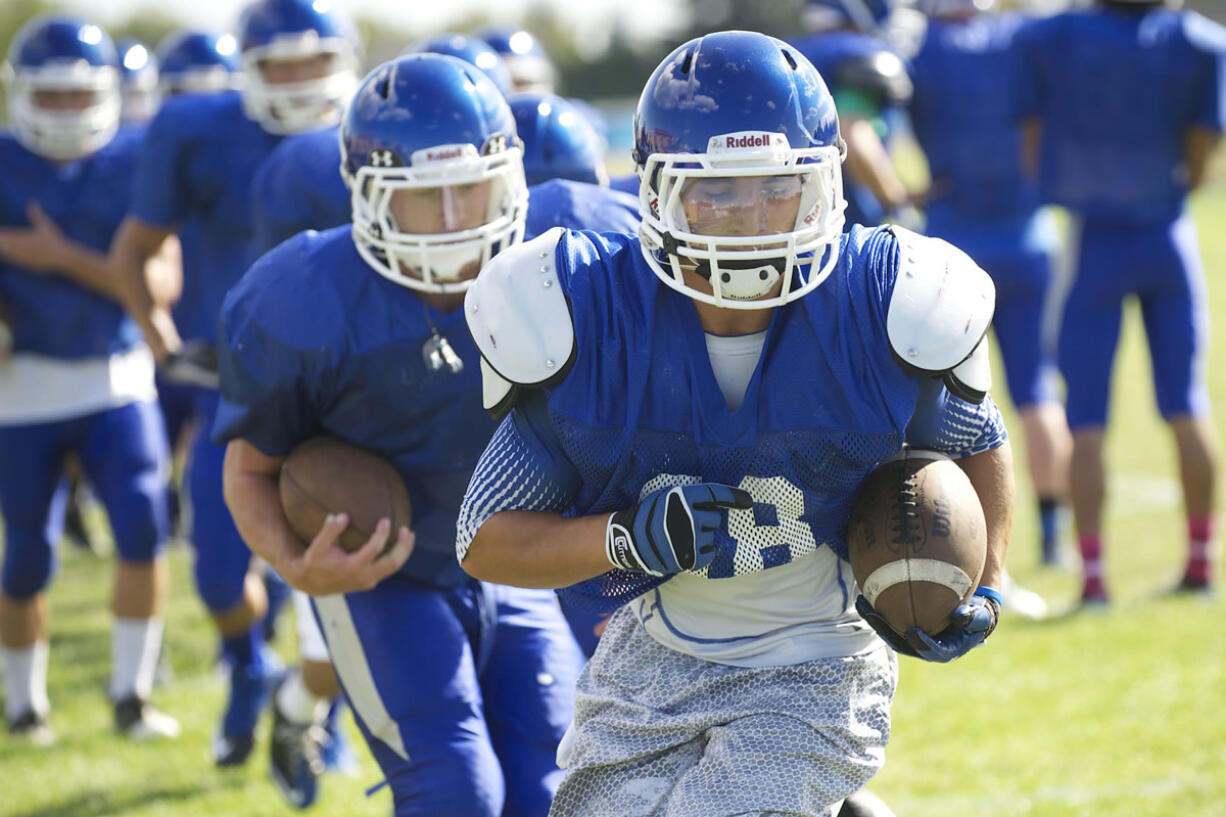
[2, 185, 1225, 816]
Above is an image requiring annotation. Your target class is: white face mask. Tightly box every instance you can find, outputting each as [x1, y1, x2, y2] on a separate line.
[348, 143, 530, 294]
[7, 64, 121, 161]
[638, 131, 847, 310]
[240, 34, 357, 135]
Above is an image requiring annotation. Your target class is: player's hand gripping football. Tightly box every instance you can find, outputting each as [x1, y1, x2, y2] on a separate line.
[856, 590, 1000, 663]
[287, 513, 415, 596]
[605, 483, 753, 576]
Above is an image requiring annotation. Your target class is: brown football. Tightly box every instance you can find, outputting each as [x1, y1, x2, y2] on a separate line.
[279, 436, 412, 553]
[847, 450, 986, 636]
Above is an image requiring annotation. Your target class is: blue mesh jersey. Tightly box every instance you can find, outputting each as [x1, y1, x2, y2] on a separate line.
[911, 14, 1039, 222]
[212, 225, 497, 588]
[128, 89, 281, 341]
[790, 31, 911, 229]
[0, 127, 145, 358]
[251, 125, 349, 254]
[1015, 8, 1226, 225]
[459, 226, 1007, 612]
[524, 179, 641, 237]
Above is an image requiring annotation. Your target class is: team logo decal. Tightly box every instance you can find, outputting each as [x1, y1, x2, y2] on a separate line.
[483, 134, 508, 156]
[368, 148, 402, 168]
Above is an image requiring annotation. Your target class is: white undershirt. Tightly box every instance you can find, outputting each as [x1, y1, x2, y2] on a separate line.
[631, 329, 877, 667]
[704, 330, 767, 411]
[0, 345, 157, 425]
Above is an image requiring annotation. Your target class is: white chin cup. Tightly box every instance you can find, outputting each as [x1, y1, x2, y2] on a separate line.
[704, 261, 782, 301]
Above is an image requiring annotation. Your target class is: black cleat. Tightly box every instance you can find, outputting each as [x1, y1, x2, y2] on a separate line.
[114, 695, 180, 740]
[8, 709, 55, 746]
[269, 682, 325, 809]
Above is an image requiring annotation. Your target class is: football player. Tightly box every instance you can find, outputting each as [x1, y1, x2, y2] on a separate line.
[458, 31, 1015, 816]
[110, 0, 360, 766]
[1016, 0, 1225, 603]
[217, 53, 585, 816]
[480, 28, 557, 94]
[0, 16, 179, 744]
[116, 39, 159, 124]
[908, 0, 1073, 568]
[405, 34, 513, 96]
[791, 0, 920, 231]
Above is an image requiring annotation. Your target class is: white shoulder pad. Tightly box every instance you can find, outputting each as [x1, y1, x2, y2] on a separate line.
[886, 227, 995, 382]
[465, 227, 574, 412]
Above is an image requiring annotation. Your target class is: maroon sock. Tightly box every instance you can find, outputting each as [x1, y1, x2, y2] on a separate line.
[1079, 534, 1105, 597]
[1185, 515, 1216, 584]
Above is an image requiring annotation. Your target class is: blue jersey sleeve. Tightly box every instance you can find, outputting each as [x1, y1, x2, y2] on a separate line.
[211, 243, 327, 456]
[456, 391, 582, 562]
[128, 98, 193, 228]
[1187, 16, 1226, 131]
[905, 376, 1008, 458]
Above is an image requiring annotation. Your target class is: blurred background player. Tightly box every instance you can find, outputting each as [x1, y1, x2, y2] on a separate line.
[0, 15, 179, 744]
[791, 0, 921, 232]
[405, 33, 513, 96]
[110, 0, 360, 767]
[117, 38, 159, 124]
[480, 27, 557, 94]
[908, 0, 1073, 568]
[1016, 0, 1225, 604]
[151, 29, 244, 545]
[218, 53, 584, 816]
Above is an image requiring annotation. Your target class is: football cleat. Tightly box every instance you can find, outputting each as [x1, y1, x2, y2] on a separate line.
[7, 709, 55, 746]
[1169, 573, 1216, 600]
[839, 789, 897, 817]
[269, 678, 326, 809]
[213, 730, 257, 768]
[114, 695, 181, 740]
[999, 570, 1049, 621]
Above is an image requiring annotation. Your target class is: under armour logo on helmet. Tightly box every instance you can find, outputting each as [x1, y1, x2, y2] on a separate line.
[368, 149, 400, 168]
[483, 134, 508, 156]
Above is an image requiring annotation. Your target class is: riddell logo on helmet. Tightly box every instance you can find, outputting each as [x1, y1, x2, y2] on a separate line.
[425, 148, 464, 162]
[722, 134, 769, 149]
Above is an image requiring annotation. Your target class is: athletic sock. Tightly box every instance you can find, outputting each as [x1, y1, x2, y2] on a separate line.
[276, 668, 326, 726]
[222, 625, 266, 675]
[1185, 515, 1217, 585]
[110, 617, 164, 702]
[1039, 497, 1063, 560]
[2, 641, 50, 722]
[1078, 534, 1106, 598]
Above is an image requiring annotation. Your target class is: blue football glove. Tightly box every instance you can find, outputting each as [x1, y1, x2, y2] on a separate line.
[605, 483, 753, 576]
[856, 588, 1000, 663]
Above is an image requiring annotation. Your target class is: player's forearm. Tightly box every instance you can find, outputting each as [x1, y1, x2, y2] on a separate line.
[110, 218, 182, 358]
[222, 444, 304, 577]
[1184, 126, 1220, 192]
[843, 116, 909, 209]
[47, 241, 128, 302]
[957, 440, 1015, 592]
[462, 510, 612, 589]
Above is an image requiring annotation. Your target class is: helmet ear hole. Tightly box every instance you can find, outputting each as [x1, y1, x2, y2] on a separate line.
[782, 48, 798, 70]
[680, 51, 694, 75]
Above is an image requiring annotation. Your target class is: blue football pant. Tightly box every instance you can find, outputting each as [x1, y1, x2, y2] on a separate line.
[1058, 213, 1210, 429]
[0, 401, 169, 598]
[312, 577, 583, 817]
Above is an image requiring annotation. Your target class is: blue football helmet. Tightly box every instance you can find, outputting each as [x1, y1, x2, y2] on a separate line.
[156, 31, 242, 95]
[405, 35, 512, 97]
[116, 39, 159, 123]
[633, 31, 846, 310]
[479, 28, 556, 93]
[341, 54, 528, 294]
[1, 16, 121, 160]
[509, 92, 608, 187]
[238, 0, 360, 134]
[916, 0, 995, 15]
[803, 0, 896, 31]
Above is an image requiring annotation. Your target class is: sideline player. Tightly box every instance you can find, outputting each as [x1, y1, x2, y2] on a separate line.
[909, 0, 1073, 567]
[1016, 0, 1225, 603]
[458, 31, 1014, 816]
[110, 0, 360, 765]
[217, 53, 584, 816]
[0, 16, 179, 743]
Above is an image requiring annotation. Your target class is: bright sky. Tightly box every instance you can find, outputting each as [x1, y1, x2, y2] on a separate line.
[61, 0, 689, 50]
